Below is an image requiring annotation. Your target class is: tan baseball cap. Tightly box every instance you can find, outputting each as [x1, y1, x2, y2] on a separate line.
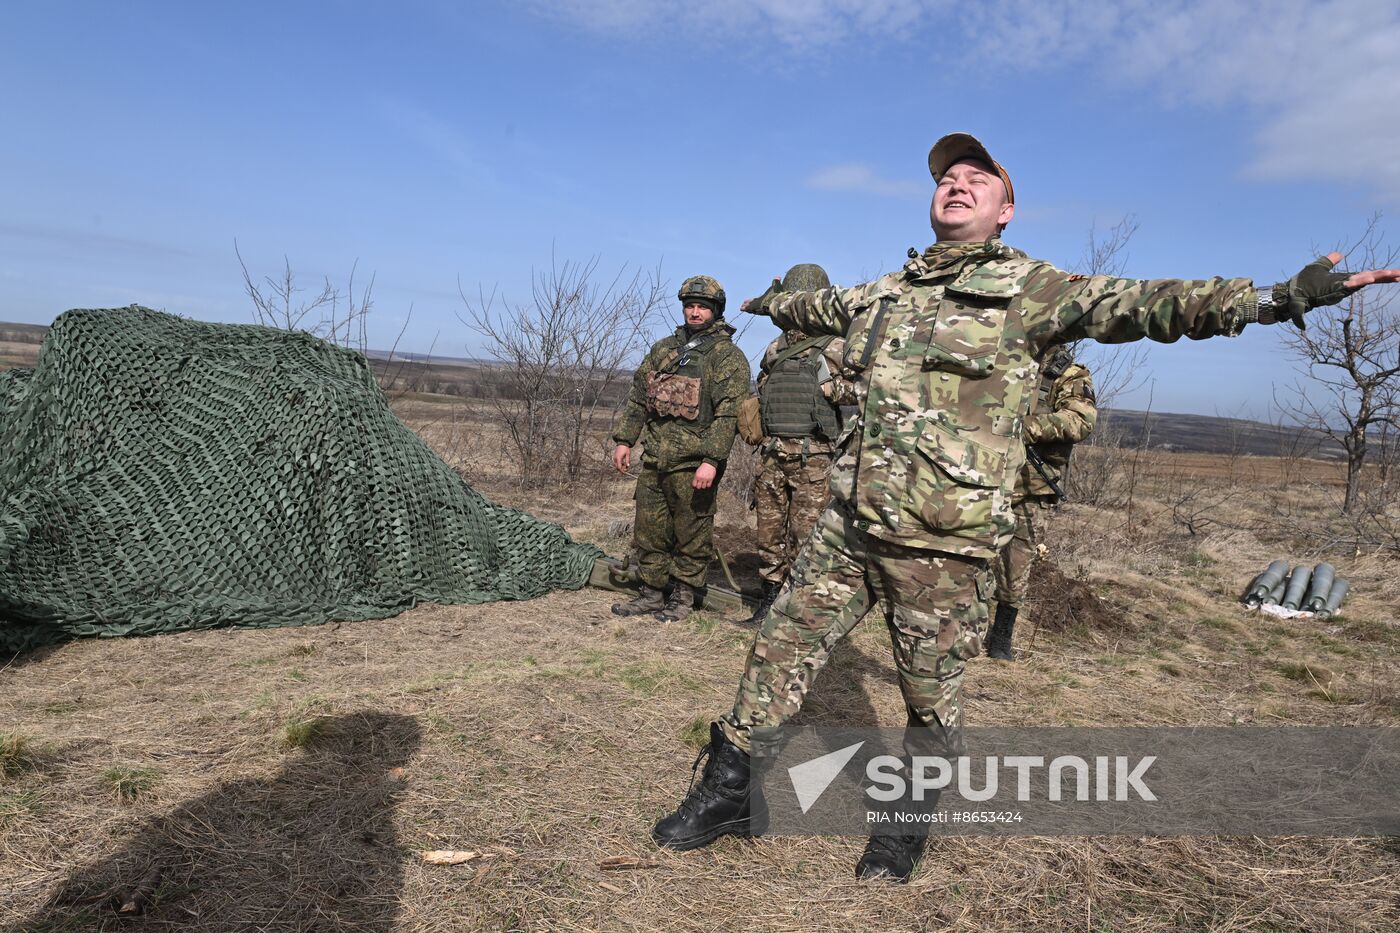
[928, 133, 1014, 204]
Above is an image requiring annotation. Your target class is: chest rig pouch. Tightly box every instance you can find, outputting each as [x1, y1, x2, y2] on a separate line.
[645, 335, 712, 421]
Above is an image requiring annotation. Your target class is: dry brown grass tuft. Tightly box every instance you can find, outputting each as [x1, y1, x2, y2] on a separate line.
[0, 733, 35, 778]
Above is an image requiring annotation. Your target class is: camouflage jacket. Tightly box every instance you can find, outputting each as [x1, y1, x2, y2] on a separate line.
[1015, 358, 1096, 500]
[612, 320, 751, 472]
[757, 331, 860, 458]
[766, 238, 1258, 558]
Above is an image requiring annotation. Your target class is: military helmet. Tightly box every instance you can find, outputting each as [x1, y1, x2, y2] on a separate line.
[678, 275, 726, 316]
[781, 263, 831, 293]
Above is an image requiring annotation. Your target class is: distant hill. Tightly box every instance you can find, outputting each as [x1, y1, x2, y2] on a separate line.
[0, 322, 49, 370]
[1094, 409, 1344, 460]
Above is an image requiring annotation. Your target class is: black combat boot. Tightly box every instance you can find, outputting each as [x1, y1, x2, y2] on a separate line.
[612, 584, 666, 617]
[654, 581, 696, 622]
[856, 782, 939, 882]
[745, 580, 780, 625]
[984, 603, 1018, 661]
[652, 723, 752, 850]
[855, 828, 930, 883]
[858, 714, 954, 882]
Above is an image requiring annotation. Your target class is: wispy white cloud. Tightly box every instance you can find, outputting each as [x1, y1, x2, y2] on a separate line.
[523, 0, 1400, 202]
[522, 0, 939, 47]
[805, 163, 924, 197]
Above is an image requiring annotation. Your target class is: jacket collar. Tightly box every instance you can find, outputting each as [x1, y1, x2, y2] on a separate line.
[674, 319, 735, 342]
[904, 238, 1026, 281]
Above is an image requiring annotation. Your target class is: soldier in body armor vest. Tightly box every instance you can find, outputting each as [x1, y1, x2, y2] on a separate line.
[611, 275, 752, 623]
[984, 347, 1096, 661]
[750, 264, 860, 624]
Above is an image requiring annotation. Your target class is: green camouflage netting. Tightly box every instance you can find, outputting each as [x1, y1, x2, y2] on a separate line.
[0, 306, 601, 653]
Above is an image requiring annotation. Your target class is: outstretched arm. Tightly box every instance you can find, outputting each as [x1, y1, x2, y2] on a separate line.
[741, 275, 896, 338]
[1024, 253, 1400, 354]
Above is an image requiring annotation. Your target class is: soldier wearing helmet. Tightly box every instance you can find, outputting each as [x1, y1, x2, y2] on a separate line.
[746, 263, 859, 623]
[610, 275, 751, 622]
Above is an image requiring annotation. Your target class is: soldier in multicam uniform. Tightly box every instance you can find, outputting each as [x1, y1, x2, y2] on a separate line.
[611, 276, 752, 623]
[984, 347, 1097, 660]
[648, 132, 1400, 882]
[749, 263, 860, 624]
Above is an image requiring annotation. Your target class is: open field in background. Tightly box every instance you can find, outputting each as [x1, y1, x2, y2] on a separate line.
[4, 349, 1400, 929]
[0, 319, 1360, 459]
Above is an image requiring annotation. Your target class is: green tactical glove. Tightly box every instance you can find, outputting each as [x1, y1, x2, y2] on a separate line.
[1262, 255, 1360, 329]
[742, 277, 783, 316]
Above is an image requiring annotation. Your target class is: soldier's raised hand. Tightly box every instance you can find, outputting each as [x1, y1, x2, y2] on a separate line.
[741, 278, 783, 316]
[1264, 252, 1400, 328]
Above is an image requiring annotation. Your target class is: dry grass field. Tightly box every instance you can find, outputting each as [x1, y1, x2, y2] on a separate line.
[3, 384, 1400, 931]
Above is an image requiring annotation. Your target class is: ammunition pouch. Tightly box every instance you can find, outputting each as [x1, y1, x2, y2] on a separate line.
[645, 372, 702, 421]
[737, 395, 764, 445]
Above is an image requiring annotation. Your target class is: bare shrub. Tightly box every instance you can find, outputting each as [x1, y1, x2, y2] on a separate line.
[460, 254, 667, 490]
[1067, 214, 1152, 410]
[236, 243, 421, 395]
[236, 243, 393, 354]
[1162, 467, 1241, 537]
[1063, 215, 1152, 510]
[1278, 216, 1400, 514]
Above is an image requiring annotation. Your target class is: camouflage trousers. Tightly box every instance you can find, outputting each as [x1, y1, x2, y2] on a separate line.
[631, 463, 721, 590]
[753, 450, 833, 584]
[992, 497, 1054, 609]
[719, 502, 989, 753]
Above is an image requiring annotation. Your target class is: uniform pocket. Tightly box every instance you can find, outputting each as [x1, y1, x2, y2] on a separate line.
[912, 428, 1006, 538]
[914, 426, 1006, 488]
[914, 297, 1003, 378]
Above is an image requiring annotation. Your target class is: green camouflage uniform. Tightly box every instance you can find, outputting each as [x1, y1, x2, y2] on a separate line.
[721, 238, 1261, 752]
[613, 320, 751, 590]
[753, 331, 859, 585]
[993, 354, 1097, 610]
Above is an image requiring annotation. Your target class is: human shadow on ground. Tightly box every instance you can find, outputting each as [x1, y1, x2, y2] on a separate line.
[10, 711, 420, 933]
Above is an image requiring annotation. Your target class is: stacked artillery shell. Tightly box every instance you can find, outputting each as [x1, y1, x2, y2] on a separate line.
[1304, 563, 1336, 612]
[1317, 578, 1350, 619]
[1240, 560, 1349, 616]
[1281, 564, 1311, 610]
[1242, 560, 1289, 607]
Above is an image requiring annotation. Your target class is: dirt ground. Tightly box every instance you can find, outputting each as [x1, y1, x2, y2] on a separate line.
[3, 393, 1400, 931]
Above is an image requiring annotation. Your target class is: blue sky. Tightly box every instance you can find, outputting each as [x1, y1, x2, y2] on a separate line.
[2, 0, 1397, 417]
